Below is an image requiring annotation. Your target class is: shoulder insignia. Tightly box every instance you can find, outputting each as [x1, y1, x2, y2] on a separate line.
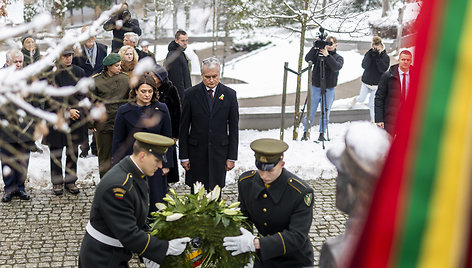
[113, 187, 126, 200]
[288, 177, 309, 195]
[304, 193, 313, 207]
[239, 170, 256, 182]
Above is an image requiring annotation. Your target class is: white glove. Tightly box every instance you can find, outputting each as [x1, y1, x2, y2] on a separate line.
[143, 257, 160, 268]
[244, 256, 254, 268]
[166, 237, 191, 256]
[223, 227, 256, 256]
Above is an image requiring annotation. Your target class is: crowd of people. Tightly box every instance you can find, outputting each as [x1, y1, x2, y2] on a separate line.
[0, 4, 413, 266]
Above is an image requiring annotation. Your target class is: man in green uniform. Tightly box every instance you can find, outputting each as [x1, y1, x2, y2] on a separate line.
[79, 132, 190, 267]
[223, 138, 315, 268]
[91, 53, 130, 177]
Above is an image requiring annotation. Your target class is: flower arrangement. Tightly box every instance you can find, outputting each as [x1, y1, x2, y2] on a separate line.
[149, 182, 253, 267]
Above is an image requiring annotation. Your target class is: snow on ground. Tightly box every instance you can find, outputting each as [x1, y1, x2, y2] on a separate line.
[224, 38, 364, 99]
[0, 122, 356, 191]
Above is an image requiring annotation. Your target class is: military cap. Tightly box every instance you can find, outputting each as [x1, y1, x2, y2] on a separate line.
[250, 138, 289, 171]
[133, 132, 175, 162]
[102, 53, 121, 66]
[61, 49, 74, 56]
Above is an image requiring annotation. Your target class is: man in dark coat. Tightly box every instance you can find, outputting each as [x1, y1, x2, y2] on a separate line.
[179, 57, 238, 191]
[302, 35, 344, 142]
[91, 53, 130, 177]
[123, 32, 149, 61]
[79, 132, 190, 267]
[223, 138, 314, 267]
[1, 50, 33, 202]
[165, 30, 192, 101]
[375, 50, 413, 135]
[103, 3, 142, 52]
[44, 49, 86, 195]
[73, 27, 108, 77]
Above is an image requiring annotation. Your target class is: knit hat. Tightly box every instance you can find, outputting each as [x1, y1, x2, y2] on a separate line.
[152, 64, 168, 82]
[21, 34, 34, 45]
[102, 53, 121, 66]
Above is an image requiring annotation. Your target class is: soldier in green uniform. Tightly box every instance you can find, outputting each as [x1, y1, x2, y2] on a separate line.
[223, 138, 315, 268]
[79, 132, 190, 267]
[91, 53, 130, 177]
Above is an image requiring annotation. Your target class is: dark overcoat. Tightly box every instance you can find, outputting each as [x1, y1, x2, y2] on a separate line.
[361, 48, 390, 86]
[158, 80, 181, 183]
[44, 64, 87, 147]
[112, 101, 173, 211]
[78, 156, 169, 267]
[238, 169, 315, 268]
[72, 42, 108, 77]
[165, 41, 192, 101]
[179, 82, 239, 190]
[375, 64, 407, 134]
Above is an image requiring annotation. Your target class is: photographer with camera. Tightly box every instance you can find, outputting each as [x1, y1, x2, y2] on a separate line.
[302, 29, 344, 142]
[104, 2, 142, 52]
[348, 36, 390, 122]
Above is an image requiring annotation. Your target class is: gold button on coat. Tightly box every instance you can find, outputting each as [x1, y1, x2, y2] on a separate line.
[263, 208, 267, 212]
[263, 193, 267, 198]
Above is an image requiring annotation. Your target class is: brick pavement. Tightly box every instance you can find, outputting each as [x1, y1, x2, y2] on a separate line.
[0, 178, 346, 267]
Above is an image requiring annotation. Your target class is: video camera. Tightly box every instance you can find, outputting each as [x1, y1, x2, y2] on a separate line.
[313, 28, 333, 49]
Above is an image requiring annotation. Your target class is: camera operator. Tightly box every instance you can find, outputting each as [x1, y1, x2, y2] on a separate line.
[302, 33, 344, 142]
[104, 2, 142, 52]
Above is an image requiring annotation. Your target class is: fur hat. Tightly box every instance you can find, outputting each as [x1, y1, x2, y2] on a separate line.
[21, 34, 34, 45]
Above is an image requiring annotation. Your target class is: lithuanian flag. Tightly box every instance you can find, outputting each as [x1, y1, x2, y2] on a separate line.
[347, 0, 472, 267]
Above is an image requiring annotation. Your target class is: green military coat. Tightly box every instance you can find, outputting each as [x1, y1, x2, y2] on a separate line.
[79, 156, 168, 267]
[91, 71, 130, 133]
[238, 168, 315, 268]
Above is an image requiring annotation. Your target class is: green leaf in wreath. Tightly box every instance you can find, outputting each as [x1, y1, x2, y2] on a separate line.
[215, 213, 222, 226]
[221, 216, 230, 228]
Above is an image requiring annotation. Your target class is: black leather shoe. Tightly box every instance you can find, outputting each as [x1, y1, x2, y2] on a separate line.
[65, 183, 80, 194]
[1, 192, 14, 202]
[53, 185, 63, 196]
[16, 190, 30, 200]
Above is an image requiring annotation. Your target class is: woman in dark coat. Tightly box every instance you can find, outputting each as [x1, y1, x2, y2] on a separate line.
[150, 64, 181, 183]
[112, 73, 173, 212]
[21, 35, 40, 66]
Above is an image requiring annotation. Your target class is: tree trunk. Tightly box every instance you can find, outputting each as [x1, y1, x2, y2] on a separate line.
[381, 0, 390, 17]
[173, 0, 179, 33]
[292, 0, 309, 140]
[185, 4, 190, 30]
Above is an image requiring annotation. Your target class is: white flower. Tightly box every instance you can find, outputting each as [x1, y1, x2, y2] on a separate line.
[222, 209, 238, 216]
[206, 185, 221, 201]
[155, 203, 167, 211]
[166, 213, 184, 222]
[193, 181, 205, 194]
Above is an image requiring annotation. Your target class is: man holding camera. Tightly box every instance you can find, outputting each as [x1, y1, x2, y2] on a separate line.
[303, 34, 344, 142]
[104, 2, 142, 52]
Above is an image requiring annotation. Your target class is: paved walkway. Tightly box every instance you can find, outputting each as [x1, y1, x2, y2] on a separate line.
[0, 178, 346, 267]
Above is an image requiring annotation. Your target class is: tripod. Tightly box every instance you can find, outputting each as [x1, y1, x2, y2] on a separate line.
[318, 55, 329, 149]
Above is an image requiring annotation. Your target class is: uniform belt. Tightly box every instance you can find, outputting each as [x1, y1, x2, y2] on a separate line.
[86, 221, 123, 248]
